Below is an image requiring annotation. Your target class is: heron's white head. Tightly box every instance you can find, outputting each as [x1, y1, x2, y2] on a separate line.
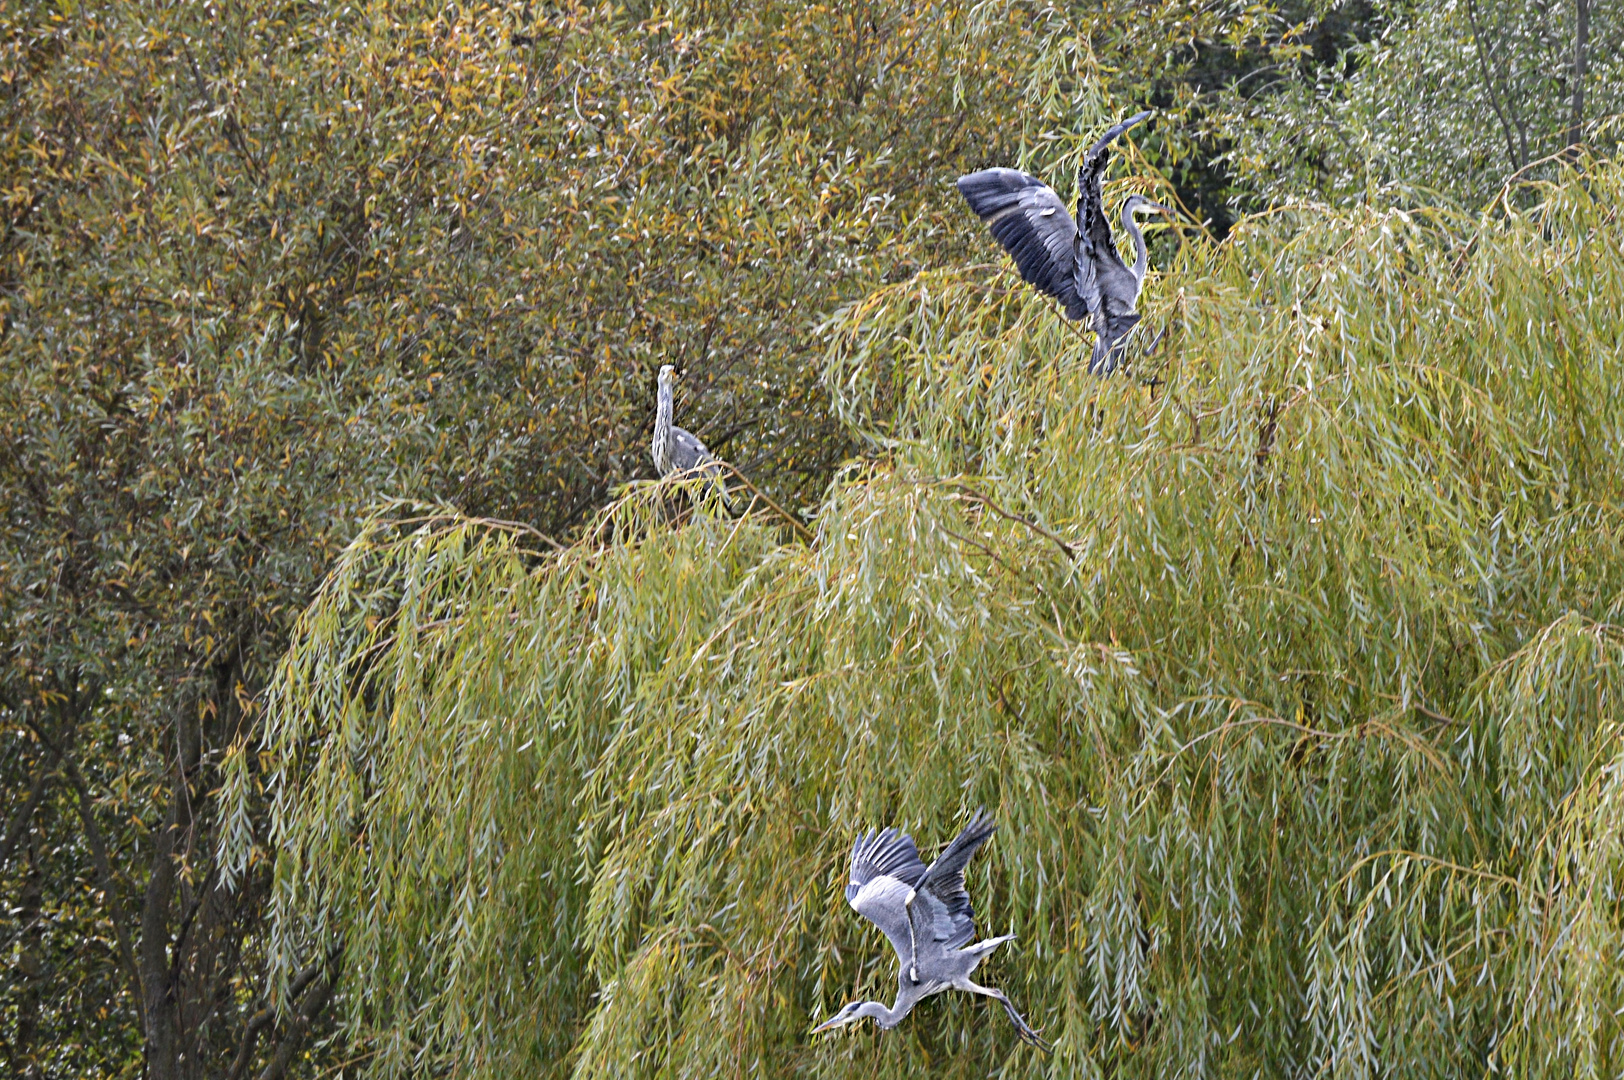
[658, 363, 677, 389]
[811, 1002, 866, 1034]
[1123, 194, 1176, 218]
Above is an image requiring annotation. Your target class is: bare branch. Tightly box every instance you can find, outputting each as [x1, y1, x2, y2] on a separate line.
[1567, 0, 1589, 148]
[256, 949, 344, 1080]
[227, 955, 332, 1080]
[950, 484, 1078, 561]
[22, 717, 146, 1027]
[0, 757, 55, 870]
[1464, 0, 1524, 172]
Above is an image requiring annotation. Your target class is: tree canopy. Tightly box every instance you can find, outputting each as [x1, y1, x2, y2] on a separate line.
[248, 160, 1624, 1077]
[3, 0, 1619, 1077]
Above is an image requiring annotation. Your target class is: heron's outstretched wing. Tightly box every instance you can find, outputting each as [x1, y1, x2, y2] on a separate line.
[846, 827, 927, 967]
[956, 169, 1090, 322]
[1075, 111, 1151, 276]
[913, 809, 997, 950]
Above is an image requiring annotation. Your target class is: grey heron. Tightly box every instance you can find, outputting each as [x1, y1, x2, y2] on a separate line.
[957, 111, 1174, 374]
[651, 363, 733, 508]
[812, 810, 1049, 1051]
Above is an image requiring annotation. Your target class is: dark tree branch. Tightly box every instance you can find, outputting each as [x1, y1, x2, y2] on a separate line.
[1465, 0, 1524, 172]
[255, 948, 344, 1080]
[65, 760, 148, 1030]
[1568, 0, 1589, 148]
[0, 757, 54, 870]
[225, 1009, 274, 1080]
[139, 765, 185, 1078]
[25, 718, 148, 1029]
[169, 861, 218, 985]
[950, 484, 1078, 561]
[225, 955, 329, 1080]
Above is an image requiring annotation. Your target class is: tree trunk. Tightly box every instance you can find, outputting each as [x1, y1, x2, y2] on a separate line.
[1465, 0, 1523, 172]
[139, 774, 186, 1080]
[1568, 0, 1590, 147]
[16, 841, 44, 1080]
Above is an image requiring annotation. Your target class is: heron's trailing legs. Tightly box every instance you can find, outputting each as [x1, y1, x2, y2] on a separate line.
[957, 978, 1051, 1052]
[1142, 323, 1167, 356]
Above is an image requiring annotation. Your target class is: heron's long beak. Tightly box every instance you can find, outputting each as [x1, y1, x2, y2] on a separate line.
[1147, 201, 1177, 217]
[811, 1015, 845, 1034]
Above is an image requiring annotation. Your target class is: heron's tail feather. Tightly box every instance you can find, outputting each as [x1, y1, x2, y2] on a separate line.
[1088, 312, 1143, 375]
[965, 933, 1016, 958]
[700, 462, 746, 517]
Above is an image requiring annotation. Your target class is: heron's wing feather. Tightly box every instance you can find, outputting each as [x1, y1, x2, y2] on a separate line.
[846, 827, 927, 967]
[911, 886, 966, 948]
[849, 827, 926, 890]
[849, 874, 918, 967]
[915, 809, 996, 949]
[956, 169, 1090, 321]
[1076, 112, 1151, 274]
[668, 427, 714, 472]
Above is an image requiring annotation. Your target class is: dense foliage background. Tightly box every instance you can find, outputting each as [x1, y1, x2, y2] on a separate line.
[1, 0, 1616, 1077]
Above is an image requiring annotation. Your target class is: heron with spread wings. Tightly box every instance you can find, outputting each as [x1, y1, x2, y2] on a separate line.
[957, 111, 1173, 375]
[812, 810, 1049, 1051]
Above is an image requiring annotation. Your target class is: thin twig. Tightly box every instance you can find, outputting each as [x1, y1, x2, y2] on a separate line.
[26, 719, 146, 1028]
[714, 463, 815, 545]
[949, 484, 1077, 560]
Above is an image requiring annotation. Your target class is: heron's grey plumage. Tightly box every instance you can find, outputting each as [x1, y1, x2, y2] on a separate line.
[957, 111, 1171, 376]
[814, 811, 1049, 1051]
[951, 170, 1091, 321]
[652, 364, 733, 507]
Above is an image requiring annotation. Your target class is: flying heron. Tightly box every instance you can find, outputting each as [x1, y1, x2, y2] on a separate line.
[651, 364, 733, 508]
[812, 810, 1049, 1051]
[957, 111, 1174, 374]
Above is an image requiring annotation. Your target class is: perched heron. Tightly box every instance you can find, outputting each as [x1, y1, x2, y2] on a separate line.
[651, 363, 732, 507]
[812, 810, 1049, 1051]
[957, 111, 1174, 374]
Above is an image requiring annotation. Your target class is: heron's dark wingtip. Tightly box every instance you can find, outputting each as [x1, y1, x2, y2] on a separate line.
[963, 807, 998, 838]
[1102, 110, 1153, 144]
[1082, 110, 1155, 164]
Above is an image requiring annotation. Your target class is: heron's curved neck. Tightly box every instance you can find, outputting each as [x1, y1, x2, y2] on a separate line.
[653, 379, 674, 473]
[1122, 203, 1149, 284]
[857, 995, 913, 1029]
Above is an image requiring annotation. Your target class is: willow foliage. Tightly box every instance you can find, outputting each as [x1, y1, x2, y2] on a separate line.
[239, 160, 1624, 1078]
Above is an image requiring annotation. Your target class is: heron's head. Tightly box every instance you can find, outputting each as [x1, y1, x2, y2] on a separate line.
[1123, 194, 1176, 218]
[658, 363, 677, 388]
[811, 1001, 866, 1034]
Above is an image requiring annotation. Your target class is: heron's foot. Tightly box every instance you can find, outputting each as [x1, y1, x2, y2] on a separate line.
[1014, 1016, 1052, 1053]
[1000, 998, 1052, 1053]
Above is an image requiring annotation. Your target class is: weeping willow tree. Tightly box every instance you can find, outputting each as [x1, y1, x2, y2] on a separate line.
[225, 158, 1624, 1078]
